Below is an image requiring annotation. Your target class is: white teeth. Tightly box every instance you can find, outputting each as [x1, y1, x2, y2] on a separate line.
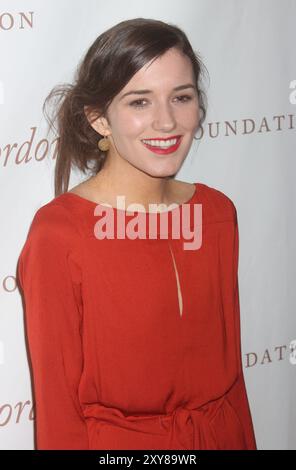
[142, 138, 178, 148]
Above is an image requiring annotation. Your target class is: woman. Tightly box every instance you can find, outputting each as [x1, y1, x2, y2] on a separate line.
[17, 18, 257, 450]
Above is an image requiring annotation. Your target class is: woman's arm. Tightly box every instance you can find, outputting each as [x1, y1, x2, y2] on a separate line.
[226, 203, 257, 450]
[17, 203, 89, 450]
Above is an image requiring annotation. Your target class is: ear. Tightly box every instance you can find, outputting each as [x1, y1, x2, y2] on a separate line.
[84, 105, 111, 136]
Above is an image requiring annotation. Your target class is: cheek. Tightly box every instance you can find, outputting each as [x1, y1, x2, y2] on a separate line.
[179, 105, 200, 130]
[110, 104, 199, 138]
[113, 109, 149, 138]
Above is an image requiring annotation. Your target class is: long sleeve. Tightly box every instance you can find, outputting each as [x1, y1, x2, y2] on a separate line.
[17, 203, 89, 450]
[224, 202, 257, 450]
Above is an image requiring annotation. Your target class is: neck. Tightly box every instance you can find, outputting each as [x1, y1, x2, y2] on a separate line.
[90, 156, 176, 211]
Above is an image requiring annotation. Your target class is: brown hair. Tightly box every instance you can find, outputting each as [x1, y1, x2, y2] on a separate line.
[43, 18, 209, 197]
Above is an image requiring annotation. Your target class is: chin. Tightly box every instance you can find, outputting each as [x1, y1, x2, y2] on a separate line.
[143, 165, 181, 179]
[129, 156, 183, 178]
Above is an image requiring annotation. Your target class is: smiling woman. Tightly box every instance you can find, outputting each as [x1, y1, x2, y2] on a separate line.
[41, 17, 209, 199]
[78, 45, 204, 204]
[18, 17, 257, 451]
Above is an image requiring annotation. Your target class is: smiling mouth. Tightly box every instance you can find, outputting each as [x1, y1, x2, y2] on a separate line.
[141, 136, 183, 154]
[141, 136, 182, 149]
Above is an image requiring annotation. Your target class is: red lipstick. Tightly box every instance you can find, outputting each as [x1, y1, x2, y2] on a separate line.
[142, 135, 181, 141]
[141, 136, 183, 155]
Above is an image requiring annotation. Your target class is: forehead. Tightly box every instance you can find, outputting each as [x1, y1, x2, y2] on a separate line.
[121, 49, 194, 92]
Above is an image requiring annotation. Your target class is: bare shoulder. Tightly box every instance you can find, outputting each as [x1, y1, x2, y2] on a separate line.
[68, 180, 93, 198]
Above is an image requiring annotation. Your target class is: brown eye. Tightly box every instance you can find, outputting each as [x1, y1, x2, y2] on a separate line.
[129, 95, 193, 108]
[129, 99, 147, 108]
[175, 95, 193, 102]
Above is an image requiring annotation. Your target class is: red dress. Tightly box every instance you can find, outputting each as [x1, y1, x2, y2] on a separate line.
[17, 182, 257, 450]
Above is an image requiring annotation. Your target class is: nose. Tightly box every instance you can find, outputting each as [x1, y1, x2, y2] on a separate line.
[152, 102, 177, 132]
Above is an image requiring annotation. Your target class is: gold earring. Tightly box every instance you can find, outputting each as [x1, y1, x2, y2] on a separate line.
[98, 135, 110, 151]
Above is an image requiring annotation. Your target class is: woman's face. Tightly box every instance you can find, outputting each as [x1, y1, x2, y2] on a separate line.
[99, 47, 200, 178]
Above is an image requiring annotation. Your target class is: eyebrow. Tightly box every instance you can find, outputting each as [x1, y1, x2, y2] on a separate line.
[119, 83, 196, 101]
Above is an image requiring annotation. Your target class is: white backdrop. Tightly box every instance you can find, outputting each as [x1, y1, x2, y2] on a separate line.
[0, 0, 295, 450]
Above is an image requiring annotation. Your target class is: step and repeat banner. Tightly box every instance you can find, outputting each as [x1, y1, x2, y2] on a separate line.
[0, 0, 295, 450]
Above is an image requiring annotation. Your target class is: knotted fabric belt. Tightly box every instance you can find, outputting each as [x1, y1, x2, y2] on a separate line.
[83, 394, 228, 449]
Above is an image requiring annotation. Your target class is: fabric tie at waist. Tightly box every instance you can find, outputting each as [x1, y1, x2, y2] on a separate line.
[83, 395, 227, 450]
